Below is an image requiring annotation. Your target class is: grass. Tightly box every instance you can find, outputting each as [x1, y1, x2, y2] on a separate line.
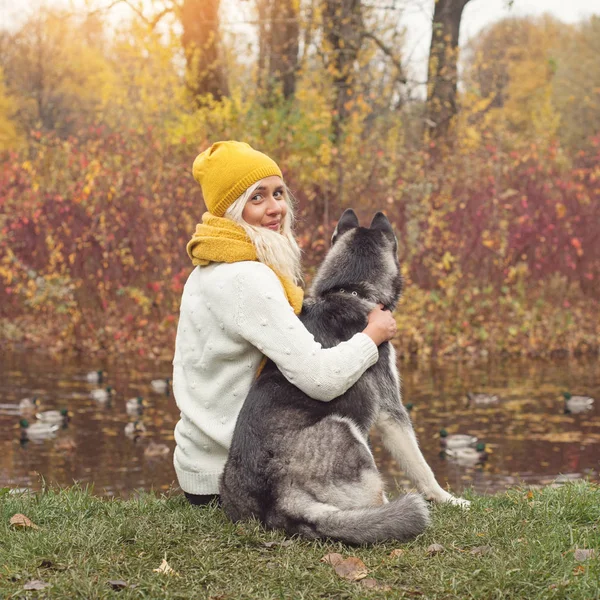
[1, 483, 599, 599]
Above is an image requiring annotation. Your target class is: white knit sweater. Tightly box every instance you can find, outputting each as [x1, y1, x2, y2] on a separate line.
[172, 261, 379, 495]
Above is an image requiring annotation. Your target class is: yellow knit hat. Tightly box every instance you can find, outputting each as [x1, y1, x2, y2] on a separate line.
[192, 141, 283, 217]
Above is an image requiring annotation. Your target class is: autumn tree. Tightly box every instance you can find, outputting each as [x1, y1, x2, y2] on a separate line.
[552, 15, 600, 155]
[322, 0, 365, 143]
[0, 8, 114, 136]
[181, 0, 229, 102]
[257, 0, 300, 100]
[462, 16, 566, 147]
[425, 0, 474, 142]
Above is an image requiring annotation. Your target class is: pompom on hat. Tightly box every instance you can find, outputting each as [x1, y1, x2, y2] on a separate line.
[192, 141, 283, 217]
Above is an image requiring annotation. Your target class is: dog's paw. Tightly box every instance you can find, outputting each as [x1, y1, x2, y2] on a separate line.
[446, 495, 471, 509]
[427, 490, 471, 508]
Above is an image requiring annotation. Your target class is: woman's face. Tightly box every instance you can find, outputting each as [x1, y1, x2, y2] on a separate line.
[242, 176, 287, 232]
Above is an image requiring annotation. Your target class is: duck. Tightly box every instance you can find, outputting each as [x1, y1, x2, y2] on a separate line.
[150, 378, 171, 394]
[439, 429, 478, 449]
[0, 397, 40, 415]
[20, 397, 41, 412]
[144, 441, 170, 459]
[20, 418, 60, 441]
[125, 396, 146, 416]
[124, 420, 147, 439]
[36, 408, 71, 426]
[563, 392, 594, 414]
[90, 387, 116, 403]
[467, 392, 500, 405]
[445, 443, 488, 466]
[86, 370, 106, 383]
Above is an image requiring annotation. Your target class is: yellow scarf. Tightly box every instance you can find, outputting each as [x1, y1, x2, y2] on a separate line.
[186, 212, 304, 315]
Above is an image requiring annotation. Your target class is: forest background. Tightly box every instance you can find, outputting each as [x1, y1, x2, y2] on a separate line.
[0, 0, 598, 362]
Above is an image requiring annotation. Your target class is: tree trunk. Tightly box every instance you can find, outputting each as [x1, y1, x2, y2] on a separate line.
[269, 0, 299, 99]
[322, 0, 364, 144]
[257, 0, 299, 101]
[425, 0, 473, 141]
[181, 0, 228, 103]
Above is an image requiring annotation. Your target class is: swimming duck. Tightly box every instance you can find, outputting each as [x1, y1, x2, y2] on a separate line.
[144, 441, 170, 458]
[563, 392, 594, 414]
[20, 397, 41, 412]
[439, 429, 478, 449]
[0, 397, 40, 415]
[467, 392, 500, 405]
[90, 387, 116, 403]
[445, 443, 488, 466]
[20, 418, 59, 441]
[124, 420, 147, 439]
[86, 370, 106, 383]
[36, 409, 71, 425]
[126, 396, 146, 416]
[150, 378, 170, 394]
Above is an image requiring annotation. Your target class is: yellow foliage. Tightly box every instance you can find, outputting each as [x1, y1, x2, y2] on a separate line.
[0, 67, 21, 150]
[461, 16, 567, 149]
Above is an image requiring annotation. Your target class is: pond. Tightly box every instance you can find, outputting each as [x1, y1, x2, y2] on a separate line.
[0, 351, 598, 498]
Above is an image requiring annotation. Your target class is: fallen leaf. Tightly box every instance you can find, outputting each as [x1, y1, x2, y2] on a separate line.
[389, 548, 405, 558]
[263, 540, 293, 548]
[23, 580, 50, 591]
[572, 565, 585, 575]
[153, 558, 179, 576]
[427, 543, 445, 555]
[574, 548, 596, 562]
[108, 579, 129, 590]
[471, 545, 493, 556]
[360, 578, 392, 591]
[321, 552, 344, 566]
[333, 557, 369, 581]
[10, 513, 39, 529]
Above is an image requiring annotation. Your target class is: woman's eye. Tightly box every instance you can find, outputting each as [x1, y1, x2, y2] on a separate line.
[251, 195, 262, 202]
[274, 190, 283, 199]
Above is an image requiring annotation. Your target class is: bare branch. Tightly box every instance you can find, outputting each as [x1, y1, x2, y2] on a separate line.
[87, 0, 126, 17]
[362, 31, 407, 84]
[87, 0, 177, 29]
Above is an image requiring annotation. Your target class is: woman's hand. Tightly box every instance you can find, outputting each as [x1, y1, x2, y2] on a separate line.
[363, 304, 397, 346]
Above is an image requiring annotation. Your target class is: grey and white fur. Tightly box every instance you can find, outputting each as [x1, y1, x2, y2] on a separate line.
[220, 209, 468, 545]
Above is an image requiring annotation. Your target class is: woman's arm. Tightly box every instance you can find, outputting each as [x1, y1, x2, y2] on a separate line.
[232, 263, 387, 402]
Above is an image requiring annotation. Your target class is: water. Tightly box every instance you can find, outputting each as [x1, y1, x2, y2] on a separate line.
[0, 351, 598, 497]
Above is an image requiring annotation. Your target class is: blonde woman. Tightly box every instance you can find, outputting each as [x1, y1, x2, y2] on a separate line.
[172, 141, 396, 506]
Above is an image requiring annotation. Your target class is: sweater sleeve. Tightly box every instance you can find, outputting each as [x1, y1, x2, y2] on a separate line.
[232, 263, 379, 402]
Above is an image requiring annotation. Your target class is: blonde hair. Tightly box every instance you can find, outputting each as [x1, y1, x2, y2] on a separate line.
[225, 179, 303, 285]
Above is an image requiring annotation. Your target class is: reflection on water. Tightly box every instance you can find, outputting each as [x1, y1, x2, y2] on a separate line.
[0, 351, 598, 497]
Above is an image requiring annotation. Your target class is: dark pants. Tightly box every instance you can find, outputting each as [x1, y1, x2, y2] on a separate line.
[184, 492, 220, 507]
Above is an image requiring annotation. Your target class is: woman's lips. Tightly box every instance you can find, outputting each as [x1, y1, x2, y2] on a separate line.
[264, 222, 281, 230]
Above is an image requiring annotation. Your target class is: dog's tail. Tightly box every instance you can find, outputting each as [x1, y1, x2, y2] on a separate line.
[294, 493, 429, 544]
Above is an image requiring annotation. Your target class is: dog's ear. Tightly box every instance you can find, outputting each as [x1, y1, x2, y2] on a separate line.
[331, 209, 359, 245]
[370, 212, 397, 244]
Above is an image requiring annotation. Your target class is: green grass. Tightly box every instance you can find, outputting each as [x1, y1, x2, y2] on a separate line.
[1, 483, 599, 599]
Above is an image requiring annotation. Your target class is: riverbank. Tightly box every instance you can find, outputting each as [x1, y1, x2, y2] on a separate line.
[2, 275, 599, 363]
[1, 483, 599, 599]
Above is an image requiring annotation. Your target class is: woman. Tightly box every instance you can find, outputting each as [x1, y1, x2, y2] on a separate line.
[172, 141, 397, 506]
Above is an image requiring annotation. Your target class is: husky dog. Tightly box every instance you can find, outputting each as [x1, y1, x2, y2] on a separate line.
[220, 210, 467, 544]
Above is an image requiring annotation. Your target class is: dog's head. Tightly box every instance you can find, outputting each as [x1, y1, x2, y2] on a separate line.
[310, 209, 403, 310]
